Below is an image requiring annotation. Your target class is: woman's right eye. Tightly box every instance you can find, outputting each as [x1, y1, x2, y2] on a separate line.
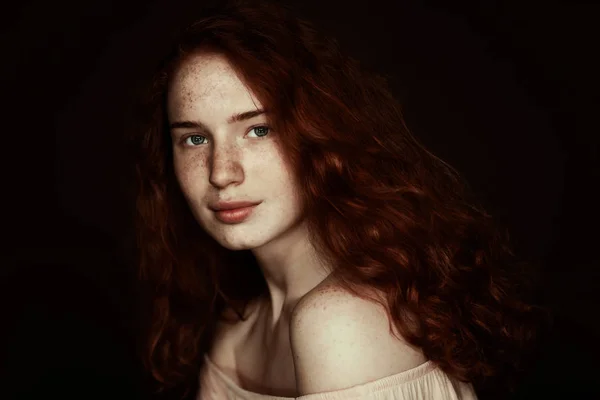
[183, 135, 208, 146]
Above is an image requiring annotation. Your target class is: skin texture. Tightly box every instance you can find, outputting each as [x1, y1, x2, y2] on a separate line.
[167, 51, 302, 252]
[167, 51, 330, 334]
[290, 280, 428, 395]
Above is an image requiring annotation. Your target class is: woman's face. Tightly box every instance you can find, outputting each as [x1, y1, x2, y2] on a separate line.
[167, 52, 304, 250]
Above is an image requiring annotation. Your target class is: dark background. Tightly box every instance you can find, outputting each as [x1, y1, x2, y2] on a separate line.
[1, 0, 598, 399]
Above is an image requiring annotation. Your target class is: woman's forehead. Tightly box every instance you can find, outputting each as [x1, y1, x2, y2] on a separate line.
[171, 53, 237, 93]
[167, 53, 263, 121]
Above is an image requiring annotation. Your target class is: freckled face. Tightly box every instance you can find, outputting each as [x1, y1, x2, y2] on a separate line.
[166, 52, 304, 250]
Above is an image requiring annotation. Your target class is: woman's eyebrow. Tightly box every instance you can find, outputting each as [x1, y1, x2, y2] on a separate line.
[169, 109, 268, 131]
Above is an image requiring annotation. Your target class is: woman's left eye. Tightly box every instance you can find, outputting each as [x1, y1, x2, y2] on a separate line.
[248, 126, 270, 138]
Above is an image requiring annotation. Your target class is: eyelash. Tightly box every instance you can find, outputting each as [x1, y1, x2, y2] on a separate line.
[180, 125, 271, 147]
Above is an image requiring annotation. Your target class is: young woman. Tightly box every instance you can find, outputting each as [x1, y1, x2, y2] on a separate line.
[128, 0, 551, 398]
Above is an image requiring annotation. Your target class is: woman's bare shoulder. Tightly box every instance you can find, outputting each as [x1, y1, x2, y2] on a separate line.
[290, 277, 426, 395]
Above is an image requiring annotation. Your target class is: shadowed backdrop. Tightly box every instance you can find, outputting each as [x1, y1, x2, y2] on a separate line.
[1, 0, 598, 399]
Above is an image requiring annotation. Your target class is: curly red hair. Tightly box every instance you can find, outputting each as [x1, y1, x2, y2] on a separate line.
[126, 0, 553, 398]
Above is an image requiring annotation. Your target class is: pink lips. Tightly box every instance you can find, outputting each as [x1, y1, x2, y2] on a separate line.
[209, 201, 261, 224]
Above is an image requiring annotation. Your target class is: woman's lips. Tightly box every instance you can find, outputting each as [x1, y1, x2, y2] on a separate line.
[213, 204, 258, 224]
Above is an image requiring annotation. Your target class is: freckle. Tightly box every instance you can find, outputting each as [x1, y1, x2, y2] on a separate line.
[184, 90, 195, 104]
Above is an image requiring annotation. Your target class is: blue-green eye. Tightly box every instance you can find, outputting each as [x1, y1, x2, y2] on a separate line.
[184, 135, 207, 146]
[248, 126, 270, 138]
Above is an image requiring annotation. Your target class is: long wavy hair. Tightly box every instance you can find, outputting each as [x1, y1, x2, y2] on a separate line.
[126, 0, 553, 398]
